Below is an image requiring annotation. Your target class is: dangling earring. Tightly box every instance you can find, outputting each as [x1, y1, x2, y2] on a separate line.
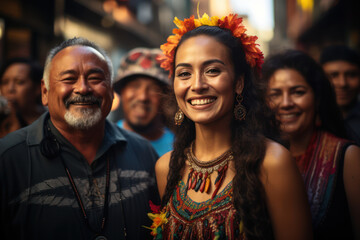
[234, 94, 246, 121]
[174, 108, 184, 125]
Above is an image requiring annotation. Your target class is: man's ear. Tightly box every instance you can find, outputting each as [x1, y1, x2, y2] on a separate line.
[235, 76, 244, 95]
[41, 79, 49, 106]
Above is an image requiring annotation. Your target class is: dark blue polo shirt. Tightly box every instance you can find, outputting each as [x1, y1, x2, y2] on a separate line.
[0, 113, 160, 240]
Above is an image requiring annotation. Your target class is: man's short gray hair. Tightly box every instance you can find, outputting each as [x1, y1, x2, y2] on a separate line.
[43, 37, 114, 89]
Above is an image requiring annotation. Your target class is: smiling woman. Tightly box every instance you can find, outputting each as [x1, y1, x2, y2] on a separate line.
[262, 49, 360, 240]
[152, 13, 313, 240]
[173, 34, 239, 126]
[267, 68, 316, 139]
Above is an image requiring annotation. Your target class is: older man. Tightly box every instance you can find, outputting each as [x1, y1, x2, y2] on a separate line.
[0, 37, 159, 240]
[114, 48, 174, 156]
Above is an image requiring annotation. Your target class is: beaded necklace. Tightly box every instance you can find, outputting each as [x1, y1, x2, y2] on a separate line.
[185, 142, 233, 199]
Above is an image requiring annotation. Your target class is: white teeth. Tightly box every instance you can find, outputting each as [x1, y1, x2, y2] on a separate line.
[279, 114, 297, 119]
[190, 98, 215, 105]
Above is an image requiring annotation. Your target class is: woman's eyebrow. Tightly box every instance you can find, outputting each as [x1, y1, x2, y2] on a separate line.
[175, 59, 225, 70]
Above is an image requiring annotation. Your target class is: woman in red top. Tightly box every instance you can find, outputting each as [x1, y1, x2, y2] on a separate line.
[262, 49, 360, 240]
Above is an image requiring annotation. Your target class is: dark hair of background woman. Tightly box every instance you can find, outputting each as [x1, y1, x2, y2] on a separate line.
[162, 25, 281, 240]
[0, 58, 43, 85]
[261, 49, 347, 139]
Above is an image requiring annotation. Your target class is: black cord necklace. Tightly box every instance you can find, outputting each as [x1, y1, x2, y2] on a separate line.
[40, 118, 119, 240]
[60, 154, 110, 240]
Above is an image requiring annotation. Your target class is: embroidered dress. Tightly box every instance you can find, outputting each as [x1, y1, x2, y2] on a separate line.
[161, 180, 244, 240]
[294, 129, 353, 239]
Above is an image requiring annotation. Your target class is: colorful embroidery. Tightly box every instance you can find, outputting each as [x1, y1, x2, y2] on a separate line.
[294, 130, 349, 227]
[159, 181, 245, 239]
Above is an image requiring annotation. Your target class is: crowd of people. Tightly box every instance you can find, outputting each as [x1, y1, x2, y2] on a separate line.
[0, 9, 359, 240]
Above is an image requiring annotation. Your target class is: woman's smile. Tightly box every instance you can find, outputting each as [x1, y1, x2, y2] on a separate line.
[188, 96, 217, 106]
[174, 35, 242, 125]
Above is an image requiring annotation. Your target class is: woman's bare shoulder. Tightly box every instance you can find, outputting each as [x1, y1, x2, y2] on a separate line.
[156, 151, 172, 174]
[155, 151, 172, 199]
[261, 140, 313, 240]
[262, 139, 293, 171]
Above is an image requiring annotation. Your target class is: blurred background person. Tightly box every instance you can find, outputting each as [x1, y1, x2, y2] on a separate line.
[320, 45, 360, 144]
[0, 95, 10, 126]
[113, 48, 174, 156]
[262, 49, 360, 240]
[0, 58, 45, 138]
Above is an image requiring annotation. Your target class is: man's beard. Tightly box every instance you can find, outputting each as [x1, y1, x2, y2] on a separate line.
[126, 119, 155, 133]
[64, 95, 102, 130]
[124, 100, 155, 132]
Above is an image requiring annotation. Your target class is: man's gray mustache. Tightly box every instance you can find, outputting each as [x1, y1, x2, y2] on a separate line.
[64, 95, 101, 108]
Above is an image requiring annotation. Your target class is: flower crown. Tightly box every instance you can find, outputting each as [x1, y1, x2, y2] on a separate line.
[159, 12, 264, 78]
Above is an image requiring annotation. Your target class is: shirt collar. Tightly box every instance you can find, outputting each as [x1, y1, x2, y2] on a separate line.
[26, 112, 127, 153]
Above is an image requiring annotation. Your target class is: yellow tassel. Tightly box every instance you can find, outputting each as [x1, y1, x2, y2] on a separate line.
[239, 221, 244, 233]
[205, 176, 211, 193]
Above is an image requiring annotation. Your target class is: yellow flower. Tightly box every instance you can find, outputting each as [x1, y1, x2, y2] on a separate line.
[174, 17, 183, 28]
[195, 13, 219, 27]
[145, 211, 168, 237]
[148, 212, 168, 227]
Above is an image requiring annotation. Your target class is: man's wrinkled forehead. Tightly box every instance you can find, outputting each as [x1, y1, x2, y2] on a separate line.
[50, 46, 110, 77]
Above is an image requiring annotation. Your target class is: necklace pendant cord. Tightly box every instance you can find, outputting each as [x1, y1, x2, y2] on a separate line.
[61, 155, 110, 236]
[42, 120, 126, 238]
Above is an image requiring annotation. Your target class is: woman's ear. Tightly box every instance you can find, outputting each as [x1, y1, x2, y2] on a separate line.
[235, 76, 244, 95]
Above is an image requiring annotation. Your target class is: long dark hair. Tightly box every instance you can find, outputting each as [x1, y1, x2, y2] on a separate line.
[162, 26, 280, 240]
[261, 49, 347, 138]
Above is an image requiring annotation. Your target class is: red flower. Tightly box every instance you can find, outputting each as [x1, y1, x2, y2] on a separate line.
[149, 200, 161, 214]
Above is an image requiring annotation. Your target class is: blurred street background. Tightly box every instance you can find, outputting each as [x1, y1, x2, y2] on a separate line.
[0, 0, 359, 76]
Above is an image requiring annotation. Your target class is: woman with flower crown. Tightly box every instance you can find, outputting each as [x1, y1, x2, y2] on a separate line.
[150, 12, 313, 240]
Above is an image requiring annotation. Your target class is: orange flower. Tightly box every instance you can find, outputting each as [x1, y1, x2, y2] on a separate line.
[144, 202, 168, 238]
[146, 211, 168, 237]
[160, 13, 264, 78]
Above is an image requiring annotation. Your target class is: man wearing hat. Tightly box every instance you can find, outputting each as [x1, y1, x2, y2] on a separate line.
[113, 48, 174, 156]
[320, 45, 360, 143]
